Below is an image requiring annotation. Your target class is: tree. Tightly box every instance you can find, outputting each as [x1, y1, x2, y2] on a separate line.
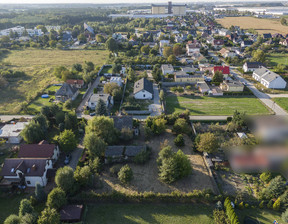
[86, 116, 118, 144]
[95, 99, 108, 115]
[260, 172, 272, 184]
[74, 165, 91, 187]
[53, 66, 68, 79]
[265, 176, 286, 199]
[64, 112, 78, 131]
[37, 207, 60, 224]
[89, 157, 102, 173]
[173, 43, 182, 56]
[46, 187, 66, 209]
[21, 213, 37, 224]
[273, 197, 281, 211]
[106, 37, 118, 52]
[141, 45, 150, 54]
[72, 63, 83, 72]
[252, 49, 266, 63]
[4, 215, 20, 224]
[103, 82, 120, 95]
[96, 34, 105, 43]
[174, 134, 185, 147]
[55, 166, 75, 193]
[197, 132, 219, 153]
[36, 25, 47, 33]
[127, 68, 136, 82]
[118, 164, 133, 184]
[213, 209, 229, 224]
[159, 90, 164, 101]
[282, 208, 288, 222]
[84, 61, 94, 73]
[281, 17, 287, 26]
[21, 122, 44, 144]
[83, 132, 107, 158]
[167, 55, 176, 64]
[172, 118, 190, 134]
[212, 71, 224, 83]
[77, 33, 87, 44]
[145, 117, 166, 135]
[35, 182, 46, 202]
[111, 64, 122, 74]
[58, 129, 77, 153]
[63, 99, 72, 110]
[163, 46, 173, 58]
[19, 199, 34, 217]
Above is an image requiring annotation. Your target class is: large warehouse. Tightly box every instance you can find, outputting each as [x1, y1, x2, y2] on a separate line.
[151, 1, 186, 15]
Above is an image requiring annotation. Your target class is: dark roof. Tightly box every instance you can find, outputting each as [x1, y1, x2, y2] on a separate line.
[125, 146, 146, 157]
[55, 83, 78, 97]
[111, 116, 133, 130]
[133, 78, 153, 95]
[263, 33, 272, 39]
[245, 62, 264, 68]
[18, 144, 56, 158]
[105, 146, 124, 157]
[0, 158, 50, 177]
[60, 205, 83, 222]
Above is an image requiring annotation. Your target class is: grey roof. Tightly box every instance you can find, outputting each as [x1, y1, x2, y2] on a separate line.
[55, 83, 78, 98]
[125, 146, 146, 157]
[105, 146, 124, 157]
[254, 67, 270, 77]
[197, 81, 210, 90]
[224, 80, 244, 88]
[89, 94, 111, 103]
[245, 62, 264, 68]
[0, 158, 50, 177]
[111, 116, 133, 130]
[262, 71, 280, 82]
[133, 78, 153, 95]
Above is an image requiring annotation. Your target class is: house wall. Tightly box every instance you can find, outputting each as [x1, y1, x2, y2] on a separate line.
[134, 90, 153, 100]
[175, 76, 204, 83]
[265, 77, 287, 89]
[52, 146, 60, 162]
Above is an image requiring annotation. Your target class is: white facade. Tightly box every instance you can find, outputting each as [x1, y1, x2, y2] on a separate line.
[261, 76, 287, 89]
[110, 76, 123, 87]
[253, 68, 287, 89]
[0, 122, 29, 144]
[134, 90, 153, 100]
[0, 26, 43, 37]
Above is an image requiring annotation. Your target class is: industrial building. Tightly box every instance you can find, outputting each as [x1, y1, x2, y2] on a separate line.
[151, 1, 186, 15]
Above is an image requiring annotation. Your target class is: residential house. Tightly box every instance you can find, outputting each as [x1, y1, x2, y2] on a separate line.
[0, 158, 53, 187]
[0, 122, 29, 144]
[112, 116, 139, 136]
[88, 94, 113, 110]
[218, 48, 236, 58]
[209, 87, 223, 96]
[241, 40, 253, 48]
[220, 80, 244, 92]
[18, 141, 60, 164]
[181, 66, 197, 73]
[212, 39, 224, 49]
[174, 71, 204, 83]
[159, 40, 170, 48]
[213, 66, 230, 79]
[110, 76, 123, 87]
[280, 39, 288, 47]
[55, 83, 79, 102]
[253, 67, 287, 89]
[133, 78, 153, 100]
[242, 62, 264, 73]
[218, 28, 231, 36]
[191, 52, 208, 63]
[161, 64, 174, 75]
[197, 81, 210, 93]
[262, 33, 272, 39]
[66, 79, 84, 89]
[186, 41, 201, 56]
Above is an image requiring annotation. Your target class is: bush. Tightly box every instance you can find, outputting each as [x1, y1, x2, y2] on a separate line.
[46, 187, 66, 209]
[259, 200, 264, 209]
[172, 118, 190, 134]
[213, 209, 229, 224]
[267, 199, 273, 209]
[238, 201, 244, 209]
[260, 172, 272, 184]
[118, 164, 133, 184]
[282, 208, 288, 222]
[273, 197, 281, 211]
[133, 147, 151, 164]
[4, 215, 20, 224]
[174, 134, 185, 147]
[109, 164, 122, 177]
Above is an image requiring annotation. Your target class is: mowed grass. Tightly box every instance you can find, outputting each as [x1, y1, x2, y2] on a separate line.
[166, 95, 270, 115]
[216, 17, 288, 35]
[274, 98, 288, 112]
[85, 203, 214, 224]
[237, 208, 283, 224]
[0, 49, 108, 114]
[268, 53, 288, 67]
[0, 194, 25, 223]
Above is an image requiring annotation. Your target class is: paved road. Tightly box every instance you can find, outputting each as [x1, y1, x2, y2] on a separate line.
[268, 94, 288, 98]
[76, 76, 100, 116]
[190, 115, 229, 121]
[230, 67, 288, 116]
[0, 115, 34, 122]
[149, 84, 162, 117]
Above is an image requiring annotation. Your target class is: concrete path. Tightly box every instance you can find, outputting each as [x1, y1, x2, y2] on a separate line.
[230, 67, 288, 116]
[268, 94, 288, 98]
[0, 115, 34, 122]
[68, 145, 84, 170]
[190, 115, 229, 121]
[149, 84, 162, 117]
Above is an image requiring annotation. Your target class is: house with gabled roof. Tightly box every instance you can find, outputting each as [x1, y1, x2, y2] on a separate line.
[243, 62, 264, 73]
[253, 67, 287, 89]
[133, 78, 153, 100]
[55, 83, 79, 102]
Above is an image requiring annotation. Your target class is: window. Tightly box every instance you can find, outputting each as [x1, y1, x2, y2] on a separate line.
[143, 94, 145, 98]
[26, 181, 31, 185]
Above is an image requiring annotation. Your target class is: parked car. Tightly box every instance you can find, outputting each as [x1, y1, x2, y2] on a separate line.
[89, 112, 96, 116]
[64, 154, 71, 165]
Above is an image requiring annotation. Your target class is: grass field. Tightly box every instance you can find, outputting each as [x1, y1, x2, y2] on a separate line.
[216, 17, 288, 35]
[85, 203, 214, 224]
[0, 194, 26, 223]
[237, 208, 283, 224]
[166, 95, 271, 115]
[100, 65, 113, 75]
[268, 53, 288, 67]
[273, 98, 288, 112]
[0, 49, 108, 114]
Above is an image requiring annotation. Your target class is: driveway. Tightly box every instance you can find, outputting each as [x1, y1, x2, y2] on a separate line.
[230, 67, 288, 116]
[68, 145, 84, 170]
[149, 84, 162, 116]
[0, 115, 34, 122]
[190, 115, 229, 121]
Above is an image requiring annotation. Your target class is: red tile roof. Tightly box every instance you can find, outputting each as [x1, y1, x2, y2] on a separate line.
[213, 66, 230, 74]
[66, 79, 84, 85]
[18, 144, 55, 158]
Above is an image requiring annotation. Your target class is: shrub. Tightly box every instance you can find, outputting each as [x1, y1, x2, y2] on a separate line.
[174, 134, 185, 147]
[4, 215, 20, 224]
[118, 164, 133, 184]
[172, 118, 190, 134]
[260, 172, 272, 184]
[267, 199, 273, 209]
[238, 201, 244, 209]
[109, 164, 122, 177]
[213, 209, 229, 224]
[282, 208, 288, 222]
[133, 147, 151, 164]
[46, 187, 66, 210]
[273, 197, 281, 211]
[19, 199, 34, 217]
[259, 200, 264, 209]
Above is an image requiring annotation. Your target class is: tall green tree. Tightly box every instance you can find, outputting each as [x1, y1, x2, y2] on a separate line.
[196, 132, 219, 153]
[58, 129, 77, 153]
[37, 207, 60, 224]
[84, 132, 107, 158]
[55, 166, 75, 193]
[95, 99, 108, 116]
[106, 37, 118, 52]
[21, 122, 44, 144]
[46, 187, 66, 210]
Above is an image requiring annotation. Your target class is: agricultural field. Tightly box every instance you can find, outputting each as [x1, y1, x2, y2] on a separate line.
[216, 17, 288, 35]
[165, 95, 271, 115]
[273, 98, 288, 112]
[85, 203, 214, 224]
[0, 49, 109, 114]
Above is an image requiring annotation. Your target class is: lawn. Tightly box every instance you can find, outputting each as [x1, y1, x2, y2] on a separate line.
[85, 203, 214, 224]
[0, 49, 108, 114]
[0, 194, 26, 223]
[274, 98, 288, 112]
[99, 65, 113, 75]
[166, 95, 271, 115]
[237, 208, 283, 224]
[216, 17, 288, 35]
[268, 53, 288, 67]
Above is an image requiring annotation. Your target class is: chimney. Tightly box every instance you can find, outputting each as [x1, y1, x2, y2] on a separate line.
[31, 164, 36, 171]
